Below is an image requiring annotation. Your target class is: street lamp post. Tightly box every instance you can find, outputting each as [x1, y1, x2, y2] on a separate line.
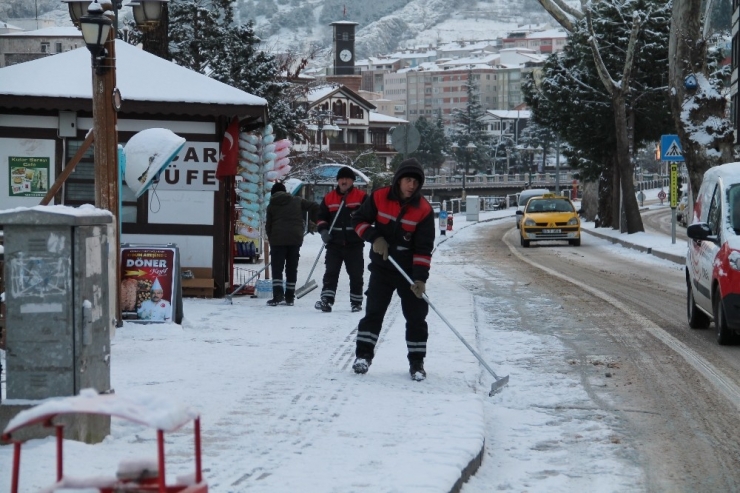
[64, 0, 167, 324]
[464, 142, 476, 199]
[309, 110, 339, 155]
[451, 142, 476, 200]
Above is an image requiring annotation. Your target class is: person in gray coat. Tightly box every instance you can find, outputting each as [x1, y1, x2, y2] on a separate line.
[265, 181, 319, 306]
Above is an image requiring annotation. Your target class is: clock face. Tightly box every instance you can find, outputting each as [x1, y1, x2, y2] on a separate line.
[339, 49, 352, 62]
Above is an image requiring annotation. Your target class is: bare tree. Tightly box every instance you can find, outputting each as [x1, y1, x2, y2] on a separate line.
[668, 0, 734, 196]
[534, 0, 649, 232]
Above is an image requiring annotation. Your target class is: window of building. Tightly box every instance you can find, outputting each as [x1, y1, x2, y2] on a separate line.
[332, 100, 346, 118]
[41, 42, 50, 53]
[56, 42, 63, 53]
[349, 103, 364, 119]
[342, 32, 349, 41]
[63, 139, 138, 223]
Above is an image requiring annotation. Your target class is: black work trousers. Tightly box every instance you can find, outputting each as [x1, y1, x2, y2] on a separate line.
[321, 244, 365, 306]
[355, 264, 429, 363]
[270, 245, 300, 301]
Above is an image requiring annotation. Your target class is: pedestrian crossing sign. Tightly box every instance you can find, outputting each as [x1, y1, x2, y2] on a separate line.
[660, 134, 684, 162]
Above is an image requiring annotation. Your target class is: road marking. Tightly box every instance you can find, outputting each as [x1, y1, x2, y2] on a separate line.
[504, 230, 740, 411]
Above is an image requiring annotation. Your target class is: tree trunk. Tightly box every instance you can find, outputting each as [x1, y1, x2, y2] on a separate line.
[610, 158, 620, 229]
[668, 0, 734, 194]
[613, 93, 644, 233]
[598, 171, 613, 228]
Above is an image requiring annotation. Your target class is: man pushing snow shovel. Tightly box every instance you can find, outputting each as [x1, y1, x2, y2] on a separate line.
[311, 166, 367, 312]
[351, 158, 435, 381]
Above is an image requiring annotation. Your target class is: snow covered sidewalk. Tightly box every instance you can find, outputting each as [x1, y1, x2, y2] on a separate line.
[1, 226, 494, 492]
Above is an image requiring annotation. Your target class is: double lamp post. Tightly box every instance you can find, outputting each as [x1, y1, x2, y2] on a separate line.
[451, 141, 477, 200]
[308, 110, 341, 155]
[62, 0, 168, 323]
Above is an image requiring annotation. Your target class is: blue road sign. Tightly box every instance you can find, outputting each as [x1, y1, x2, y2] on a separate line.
[660, 134, 684, 162]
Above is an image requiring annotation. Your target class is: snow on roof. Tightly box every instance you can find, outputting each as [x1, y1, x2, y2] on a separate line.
[702, 162, 740, 182]
[485, 109, 531, 119]
[306, 85, 340, 103]
[527, 28, 568, 39]
[3, 388, 199, 437]
[0, 203, 112, 218]
[0, 26, 81, 37]
[369, 112, 407, 124]
[0, 20, 25, 31]
[0, 40, 267, 107]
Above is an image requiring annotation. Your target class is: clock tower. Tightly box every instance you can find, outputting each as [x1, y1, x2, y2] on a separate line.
[331, 21, 358, 76]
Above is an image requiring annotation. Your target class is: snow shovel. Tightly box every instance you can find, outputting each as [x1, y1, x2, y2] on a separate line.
[295, 199, 345, 299]
[388, 256, 509, 396]
[225, 260, 271, 304]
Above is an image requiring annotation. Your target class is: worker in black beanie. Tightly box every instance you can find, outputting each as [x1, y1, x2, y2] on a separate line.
[314, 166, 368, 313]
[265, 181, 319, 306]
[350, 158, 435, 381]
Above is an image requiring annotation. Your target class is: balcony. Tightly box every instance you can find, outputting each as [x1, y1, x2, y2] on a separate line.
[330, 143, 396, 153]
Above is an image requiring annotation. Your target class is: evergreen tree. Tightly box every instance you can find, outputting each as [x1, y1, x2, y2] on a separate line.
[168, 1, 307, 140]
[523, 0, 673, 227]
[410, 116, 449, 176]
[168, 0, 233, 74]
[449, 68, 491, 173]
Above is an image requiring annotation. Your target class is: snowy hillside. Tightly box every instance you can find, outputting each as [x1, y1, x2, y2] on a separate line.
[4, 0, 554, 58]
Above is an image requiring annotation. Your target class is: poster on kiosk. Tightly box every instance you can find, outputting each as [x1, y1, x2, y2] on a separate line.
[120, 245, 180, 323]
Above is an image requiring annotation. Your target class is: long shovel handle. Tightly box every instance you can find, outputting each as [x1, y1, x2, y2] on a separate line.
[302, 199, 345, 285]
[388, 256, 509, 394]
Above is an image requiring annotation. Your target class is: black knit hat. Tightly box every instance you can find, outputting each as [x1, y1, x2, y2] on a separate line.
[271, 181, 286, 194]
[393, 158, 425, 188]
[336, 166, 356, 181]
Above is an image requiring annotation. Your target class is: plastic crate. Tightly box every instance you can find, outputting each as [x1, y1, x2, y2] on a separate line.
[232, 266, 258, 295]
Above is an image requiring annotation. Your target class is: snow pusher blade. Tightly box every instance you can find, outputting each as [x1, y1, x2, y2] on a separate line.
[388, 256, 509, 396]
[296, 199, 345, 299]
[295, 279, 317, 299]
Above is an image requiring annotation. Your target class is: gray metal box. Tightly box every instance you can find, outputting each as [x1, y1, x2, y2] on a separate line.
[58, 111, 77, 138]
[0, 209, 113, 400]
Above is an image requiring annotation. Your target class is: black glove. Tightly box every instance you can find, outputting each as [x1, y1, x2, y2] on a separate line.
[320, 230, 332, 244]
[410, 280, 426, 299]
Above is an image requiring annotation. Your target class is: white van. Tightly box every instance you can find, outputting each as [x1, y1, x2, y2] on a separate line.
[685, 162, 740, 344]
[516, 188, 549, 229]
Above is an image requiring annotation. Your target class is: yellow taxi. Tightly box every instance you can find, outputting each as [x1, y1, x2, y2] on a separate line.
[516, 193, 581, 247]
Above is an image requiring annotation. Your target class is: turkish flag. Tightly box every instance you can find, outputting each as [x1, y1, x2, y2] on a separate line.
[216, 116, 240, 180]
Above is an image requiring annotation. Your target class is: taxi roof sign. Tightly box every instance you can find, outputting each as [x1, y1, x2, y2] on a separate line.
[660, 134, 684, 162]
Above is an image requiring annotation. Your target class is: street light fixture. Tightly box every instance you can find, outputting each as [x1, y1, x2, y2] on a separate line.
[79, 2, 112, 73]
[309, 110, 339, 155]
[64, 0, 167, 325]
[452, 142, 476, 199]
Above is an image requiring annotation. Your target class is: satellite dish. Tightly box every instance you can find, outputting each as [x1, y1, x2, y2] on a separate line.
[391, 125, 421, 154]
[123, 128, 186, 198]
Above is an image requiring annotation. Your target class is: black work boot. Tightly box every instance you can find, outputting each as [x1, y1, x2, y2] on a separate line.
[409, 360, 426, 381]
[352, 356, 372, 374]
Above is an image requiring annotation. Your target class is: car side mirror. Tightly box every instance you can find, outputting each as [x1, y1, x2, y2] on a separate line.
[686, 222, 717, 242]
[516, 210, 523, 216]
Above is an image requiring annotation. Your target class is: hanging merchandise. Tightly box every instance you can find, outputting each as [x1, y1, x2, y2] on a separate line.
[232, 125, 295, 288]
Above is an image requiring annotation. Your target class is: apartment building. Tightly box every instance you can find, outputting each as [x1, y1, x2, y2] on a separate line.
[0, 26, 82, 67]
[502, 27, 568, 54]
[733, 0, 739, 143]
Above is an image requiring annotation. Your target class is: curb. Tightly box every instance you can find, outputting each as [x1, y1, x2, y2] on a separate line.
[583, 228, 686, 265]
